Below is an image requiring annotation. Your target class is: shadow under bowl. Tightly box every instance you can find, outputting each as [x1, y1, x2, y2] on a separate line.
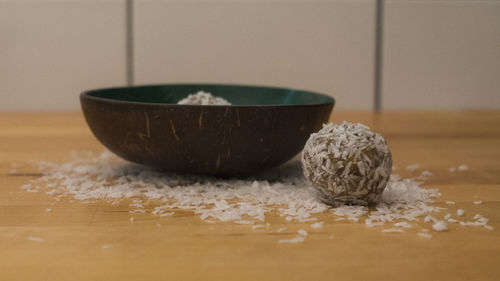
[80, 84, 334, 177]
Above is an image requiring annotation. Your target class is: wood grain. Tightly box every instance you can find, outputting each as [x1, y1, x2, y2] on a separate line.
[1, 111, 499, 281]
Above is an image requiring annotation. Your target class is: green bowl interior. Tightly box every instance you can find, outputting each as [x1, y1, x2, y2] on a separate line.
[85, 84, 334, 106]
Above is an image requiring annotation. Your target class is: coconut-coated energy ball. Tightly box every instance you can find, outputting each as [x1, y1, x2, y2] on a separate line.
[301, 121, 392, 206]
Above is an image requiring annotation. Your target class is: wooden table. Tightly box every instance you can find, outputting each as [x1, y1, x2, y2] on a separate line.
[1, 111, 499, 281]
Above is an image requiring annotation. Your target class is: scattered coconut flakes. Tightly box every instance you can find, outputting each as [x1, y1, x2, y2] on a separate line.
[424, 215, 437, 223]
[45, 208, 52, 212]
[297, 229, 308, 236]
[278, 236, 305, 244]
[432, 221, 448, 231]
[129, 203, 144, 208]
[483, 225, 494, 231]
[311, 222, 324, 229]
[444, 213, 451, 220]
[394, 221, 412, 228]
[21, 151, 492, 238]
[381, 228, 404, 233]
[457, 209, 465, 216]
[449, 167, 456, 172]
[417, 232, 432, 239]
[457, 164, 469, 171]
[416, 170, 433, 181]
[28, 236, 44, 242]
[460, 214, 493, 230]
[333, 205, 367, 222]
[445, 201, 455, 205]
[277, 227, 287, 233]
[365, 219, 384, 228]
[252, 224, 265, 230]
[130, 217, 134, 223]
[473, 200, 482, 205]
[159, 212, 174, 217]
[421, 229, 429, 232]
[406, 164, 420, 171]
[102, 244, 113, 249]
[234, 220, 255, 225]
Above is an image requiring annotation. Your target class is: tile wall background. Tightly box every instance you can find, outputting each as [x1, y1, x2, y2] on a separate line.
[1, 0, 499, 111]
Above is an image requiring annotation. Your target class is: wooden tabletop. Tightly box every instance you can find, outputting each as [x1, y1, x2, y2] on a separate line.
[1, 111, 499, 281]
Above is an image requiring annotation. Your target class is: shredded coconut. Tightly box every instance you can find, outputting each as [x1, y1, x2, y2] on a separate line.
[406, 164, 420, 171]
[177, 91, 231, 105]
[394, 221, 412, 228]
[252, 224, 265, 230]
[417, 232, 432, 239]
[297, 229, 308, 236]
[365, 219, 384, 228]
[28, 236, 44, 242]
[416, 170, 433, 181]
[460, 214, 493, 230]
[445, 201, 455, 205]
[21, 151, 492, 242]
[333, 206, 368, 222]
[473, 200, 482, 205]
[277, 227, 287, 233]
[278, 236, 305, 244]
[432, 221, 448, 231]
[457, 164, 469, 171]
[102, 244, 113, 249]
[311, 222, 324, 229]
[424, 215, 437, 223]
[457, 209, 465, 216]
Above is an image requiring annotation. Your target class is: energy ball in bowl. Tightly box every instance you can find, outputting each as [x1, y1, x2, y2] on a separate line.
[301, 121, 392, 206]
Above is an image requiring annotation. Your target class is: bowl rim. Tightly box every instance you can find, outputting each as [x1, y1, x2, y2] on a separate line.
[80, 83, 335, 108]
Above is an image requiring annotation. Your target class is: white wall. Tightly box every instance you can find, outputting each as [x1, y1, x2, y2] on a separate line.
[0, 0, 126, 111]
[382, 0, 500, 109]
[1, 0, 499, 111]
[134, 0, 375, 110]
